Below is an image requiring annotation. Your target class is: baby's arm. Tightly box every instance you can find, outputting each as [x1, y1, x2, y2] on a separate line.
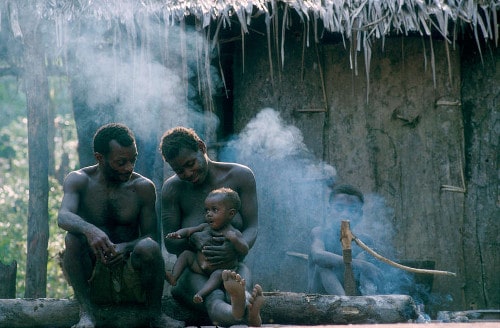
[225, 228, 249, 256]
[166, 223, 208, 239]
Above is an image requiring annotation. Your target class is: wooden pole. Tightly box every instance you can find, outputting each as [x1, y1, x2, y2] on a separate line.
[341, 220, 357, 295]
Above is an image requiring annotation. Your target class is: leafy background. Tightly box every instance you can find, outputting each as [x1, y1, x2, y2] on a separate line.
[0, 76, 77, 298]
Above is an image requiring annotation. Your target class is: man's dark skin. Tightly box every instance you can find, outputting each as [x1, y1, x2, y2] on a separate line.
[58, 123, 183, 328]
[160, 127, 264, 326]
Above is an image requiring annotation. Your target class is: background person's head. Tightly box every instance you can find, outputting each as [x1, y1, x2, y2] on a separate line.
[328, 184, 364, 227]
[204, 187, 241, 230]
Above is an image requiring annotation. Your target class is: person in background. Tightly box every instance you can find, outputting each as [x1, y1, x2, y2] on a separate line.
[166, 187, 249, 308]
[58, 123, 183, 328]
[308, 184, 383, 296]
[160, 126, 264, 327]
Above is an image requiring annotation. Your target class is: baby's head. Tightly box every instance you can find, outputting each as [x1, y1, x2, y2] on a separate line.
[204, 187, 241, 230]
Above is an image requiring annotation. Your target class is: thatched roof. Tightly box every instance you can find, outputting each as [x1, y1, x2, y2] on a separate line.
[1, 0, 498, 103]
[41, 0, 498, 46]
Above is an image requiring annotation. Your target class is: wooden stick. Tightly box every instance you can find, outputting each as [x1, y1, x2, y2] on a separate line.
[341, 220, 357, 295]
[352, 234, 457, 276]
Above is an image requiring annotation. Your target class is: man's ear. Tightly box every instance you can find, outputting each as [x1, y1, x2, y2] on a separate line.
[198, 140, 207, 153]
[94, 152, 104, 164]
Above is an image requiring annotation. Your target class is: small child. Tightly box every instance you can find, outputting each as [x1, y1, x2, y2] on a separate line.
[166, 187, 249, 303]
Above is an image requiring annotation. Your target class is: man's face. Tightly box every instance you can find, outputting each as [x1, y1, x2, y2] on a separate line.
[329, 193, 363, 225]
[102, 140, 137, 183]
[167, 146, 208, 185]
[204, 194, 233, 231]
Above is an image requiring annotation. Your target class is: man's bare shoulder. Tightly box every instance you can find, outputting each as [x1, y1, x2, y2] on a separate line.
[129, 172, 154, 187]
[129, 173, 156, 197]
[62, 166, 96, 190]
[161, 174, 186, 196]
[216, 161, 255, 180]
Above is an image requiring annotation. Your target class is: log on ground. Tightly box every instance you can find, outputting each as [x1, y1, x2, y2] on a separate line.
[0, 297, 208, 328]
[261, 292, 418, 325]
[0, 293, 417, 327]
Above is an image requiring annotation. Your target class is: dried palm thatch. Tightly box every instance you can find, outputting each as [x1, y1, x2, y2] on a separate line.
[2, 0, 499, 101]
[37, 0, 498, 45]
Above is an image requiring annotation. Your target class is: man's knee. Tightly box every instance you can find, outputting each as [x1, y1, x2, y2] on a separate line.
[131, 237, 161, 266]
[64, 233, 84, 250]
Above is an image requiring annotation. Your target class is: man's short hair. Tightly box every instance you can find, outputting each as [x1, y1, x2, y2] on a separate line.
[93, 123, 135, 155]
[208, 187, 241, 211]
[160, 126, 202, 161]
[330, 184, 364, 204]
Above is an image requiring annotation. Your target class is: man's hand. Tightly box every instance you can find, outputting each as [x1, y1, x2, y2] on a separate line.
[190, 230, 238, 266]
[104, 242, 129, 265]
[86, 227, 116, 264]
[202, 239, 238, 266]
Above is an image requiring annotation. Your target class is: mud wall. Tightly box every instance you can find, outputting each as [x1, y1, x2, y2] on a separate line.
[229, 25, 499, 314]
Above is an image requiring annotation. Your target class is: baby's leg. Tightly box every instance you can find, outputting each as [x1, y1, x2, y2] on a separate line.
[167, 250, 197, 286]
[193, 269, 223, 303]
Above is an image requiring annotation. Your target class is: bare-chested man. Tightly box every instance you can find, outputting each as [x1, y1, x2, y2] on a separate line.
[308, 184, 383, 296]
[160, 126, 264, 327]
[58, 123, 183, 328]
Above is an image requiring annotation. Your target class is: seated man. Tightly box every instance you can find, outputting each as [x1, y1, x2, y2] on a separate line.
[160, 126, 264, 327]
[308, 184, 383, 296]
[58, 123, 183, 328]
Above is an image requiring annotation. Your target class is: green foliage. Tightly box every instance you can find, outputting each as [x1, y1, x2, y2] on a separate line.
[0, 77, 26, 129]
[0, 111, 78, 298]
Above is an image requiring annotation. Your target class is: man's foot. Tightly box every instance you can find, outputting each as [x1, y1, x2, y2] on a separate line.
[193, 293, 204, 303]
[72, 310, 96, 328]
[165, 272, 177, 286]
[248, 284, 264, 327]
[222, 270, 246, 320]
[150, 313, 185, 328]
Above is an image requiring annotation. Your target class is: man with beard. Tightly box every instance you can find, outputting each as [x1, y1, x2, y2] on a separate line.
[58, 123, 183, 328]
[160, 126, 264, 327]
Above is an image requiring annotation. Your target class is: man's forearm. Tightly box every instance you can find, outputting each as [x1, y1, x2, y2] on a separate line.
[242, 226, 258, 250]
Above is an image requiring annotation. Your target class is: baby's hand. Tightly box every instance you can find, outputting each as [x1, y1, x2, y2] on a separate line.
[166, 232, 182, 239]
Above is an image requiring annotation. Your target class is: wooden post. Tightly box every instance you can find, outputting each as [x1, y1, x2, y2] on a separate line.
[0, 260, 17, 298]
[341, 220, 357, 295]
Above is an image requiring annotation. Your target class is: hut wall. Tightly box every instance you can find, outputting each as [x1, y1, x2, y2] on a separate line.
[460, 45, 500, 311]
[230, 29, 499, 314]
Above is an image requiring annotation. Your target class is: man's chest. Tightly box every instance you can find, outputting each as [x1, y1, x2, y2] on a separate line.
[80, 187, 141, 225]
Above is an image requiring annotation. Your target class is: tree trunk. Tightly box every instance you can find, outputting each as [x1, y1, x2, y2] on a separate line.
[17, 2, 50, 298]
[0, 261, 17, 298]
[0, 293, 417, 328]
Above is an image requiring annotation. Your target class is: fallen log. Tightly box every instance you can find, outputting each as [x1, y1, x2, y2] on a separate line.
[0, 293, 417, 327]
[262, 292, 418, 325]
[0, 297, 207, 328]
